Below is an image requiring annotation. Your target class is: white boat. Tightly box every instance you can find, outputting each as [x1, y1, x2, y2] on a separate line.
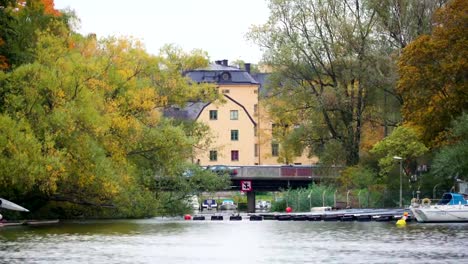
[410, 193, 468, 223]
[0, 198, 29, 212]
[219, 199, 237, 210]
[202, 199, 217, 210]
[256, 200, 271, 210]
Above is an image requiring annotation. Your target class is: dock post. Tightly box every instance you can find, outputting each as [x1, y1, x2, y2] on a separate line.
[247, 191, 256, 213]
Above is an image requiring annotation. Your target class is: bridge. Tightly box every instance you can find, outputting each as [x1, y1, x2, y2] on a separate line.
[227, 165, 342, 212]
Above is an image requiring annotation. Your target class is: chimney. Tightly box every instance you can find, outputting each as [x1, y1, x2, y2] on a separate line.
[245, 63, 251, 73]
[215, 60, 222, 65]
[222, 59, 228, 66]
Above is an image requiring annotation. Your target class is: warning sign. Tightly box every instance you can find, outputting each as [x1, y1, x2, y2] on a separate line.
[241, 180, 252, 192]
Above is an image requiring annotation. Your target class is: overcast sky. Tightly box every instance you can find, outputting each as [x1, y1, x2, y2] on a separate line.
[54, 0, 270, 64]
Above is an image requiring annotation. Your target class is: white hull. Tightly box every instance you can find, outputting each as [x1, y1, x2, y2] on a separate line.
[219, 204, 237, 210]
[0, 198, 29, 212]
[410, 205, 468, 223]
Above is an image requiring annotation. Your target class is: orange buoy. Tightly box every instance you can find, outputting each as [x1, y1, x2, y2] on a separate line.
[286, 207, 292, 213]
[184, 214, 192, 220]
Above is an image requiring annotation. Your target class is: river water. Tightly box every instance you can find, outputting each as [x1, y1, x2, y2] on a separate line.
[1, 217, 467, 264]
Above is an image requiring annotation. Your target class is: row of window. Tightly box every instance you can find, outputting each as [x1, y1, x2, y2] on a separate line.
[210, 150, 239, 161]
[208, 143, 279, 161]
[209, 105, 258, 121]
[209, 110, 238, 120]
[221, 89, 258, 94]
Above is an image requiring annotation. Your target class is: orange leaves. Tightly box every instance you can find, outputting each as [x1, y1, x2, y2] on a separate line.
[39, 0, 60, 16]
[397, 0, 468, 146]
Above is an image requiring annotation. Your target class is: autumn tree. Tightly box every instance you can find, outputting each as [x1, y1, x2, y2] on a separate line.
[0, 19, 224, 217]
[249, 0, 385, 166]
[397, 0, 468, 146]
[0, 0, 65, 70]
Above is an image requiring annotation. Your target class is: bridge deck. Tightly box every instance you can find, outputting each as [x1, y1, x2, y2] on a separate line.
[230, 165, 341, 180]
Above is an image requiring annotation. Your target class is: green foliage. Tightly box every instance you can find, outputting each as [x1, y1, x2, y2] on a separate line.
[338, 165, 377, 190]
[371, 126, 428, 176]
[432, 113, 468, 181]
[249, 0, 389, 165]
[0, 16, 222, 218]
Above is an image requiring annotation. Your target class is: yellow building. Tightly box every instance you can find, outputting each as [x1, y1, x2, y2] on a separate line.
[165, 60, 316, 166]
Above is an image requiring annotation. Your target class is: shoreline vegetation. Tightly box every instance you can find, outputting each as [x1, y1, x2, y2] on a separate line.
[1, 0, 466, 219]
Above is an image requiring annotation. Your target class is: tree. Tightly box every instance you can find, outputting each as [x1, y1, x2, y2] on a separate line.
[249, 0, 384, 165]
[0, 22, 223, 217]
[370, 0, 448, 50]
[432, 113, 468, 181]
[370, 126, 428, 177]
[0, 0, 66, 69]
[397, 0, 468, 146]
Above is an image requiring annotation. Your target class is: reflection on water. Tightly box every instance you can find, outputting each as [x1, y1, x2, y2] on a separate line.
[1, 219, 467, 264]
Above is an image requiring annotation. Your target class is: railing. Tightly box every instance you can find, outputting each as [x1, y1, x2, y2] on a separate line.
[230, 165, 342, 179]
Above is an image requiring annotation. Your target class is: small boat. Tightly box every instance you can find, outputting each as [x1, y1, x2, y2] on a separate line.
[310, 206, 332, 212]
[0, 198, 29, 212]
[202, 199, 217, 210]
[25, 219, 60, 226]
[410, 193, 468, 223]
[219, 199, 237, 210]
[255, 200, 271, 210]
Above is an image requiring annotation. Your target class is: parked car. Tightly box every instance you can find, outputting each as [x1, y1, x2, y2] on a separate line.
[205, 165, 238, 176]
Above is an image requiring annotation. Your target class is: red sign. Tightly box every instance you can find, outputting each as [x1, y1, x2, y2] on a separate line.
[241, 180, 252, 192]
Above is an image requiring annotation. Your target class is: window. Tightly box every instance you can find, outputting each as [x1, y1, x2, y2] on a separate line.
[254, 104, 258, 116]
[254, 144, 259, 157]
[231, 130, 239, 141]
[230, 110, 238, 120]
[222, 89, 230, 94]
[209, 110, 218, 120]
[231, 150, 239, 161]
[209, 150, 217, 161]
[254, 89, 258, 94]
[272, 143, 279, 157]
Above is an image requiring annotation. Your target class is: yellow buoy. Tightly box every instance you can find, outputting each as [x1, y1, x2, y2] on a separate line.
[396, 211, 409, 226]
[396, 219, 406, 226]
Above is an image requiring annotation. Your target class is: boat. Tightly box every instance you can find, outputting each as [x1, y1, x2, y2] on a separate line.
[219, 199, 237, 210]
[187, 195, 200, 211]
[255, 200, 271, 210]
[0, 198, 29, 212]
[410, 192, 468, 223]
[202, 199, 217, 210]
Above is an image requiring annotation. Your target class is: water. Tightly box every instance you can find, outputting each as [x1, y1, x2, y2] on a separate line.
[1, 218, 467, 263]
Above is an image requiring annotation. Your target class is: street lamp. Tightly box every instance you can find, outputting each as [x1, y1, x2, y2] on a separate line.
[393, 156, 403, 208]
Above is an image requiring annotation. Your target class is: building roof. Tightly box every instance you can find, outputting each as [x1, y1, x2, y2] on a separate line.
[163, 102, 209, 120]
[251, 72, 270, 95]
[185, 63, 259, 85]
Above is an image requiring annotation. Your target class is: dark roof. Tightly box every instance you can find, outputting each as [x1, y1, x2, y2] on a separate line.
[185, 63, 259, 85]
[251, 73, 270, 96]
[163, 102, 209, 120]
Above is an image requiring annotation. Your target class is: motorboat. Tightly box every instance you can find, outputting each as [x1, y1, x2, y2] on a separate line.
[187, 195, 200, 211]
[202, 199, 217, 210]
[219, 199, 237, 210]
[410, 193, 468, 223]
[256, 200, 271, 210]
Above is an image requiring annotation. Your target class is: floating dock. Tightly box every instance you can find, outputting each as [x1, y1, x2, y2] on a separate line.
[191, 209, 413, 222]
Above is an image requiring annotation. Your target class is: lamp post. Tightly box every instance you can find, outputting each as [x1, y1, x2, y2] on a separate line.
[393, 156, 403, 208]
